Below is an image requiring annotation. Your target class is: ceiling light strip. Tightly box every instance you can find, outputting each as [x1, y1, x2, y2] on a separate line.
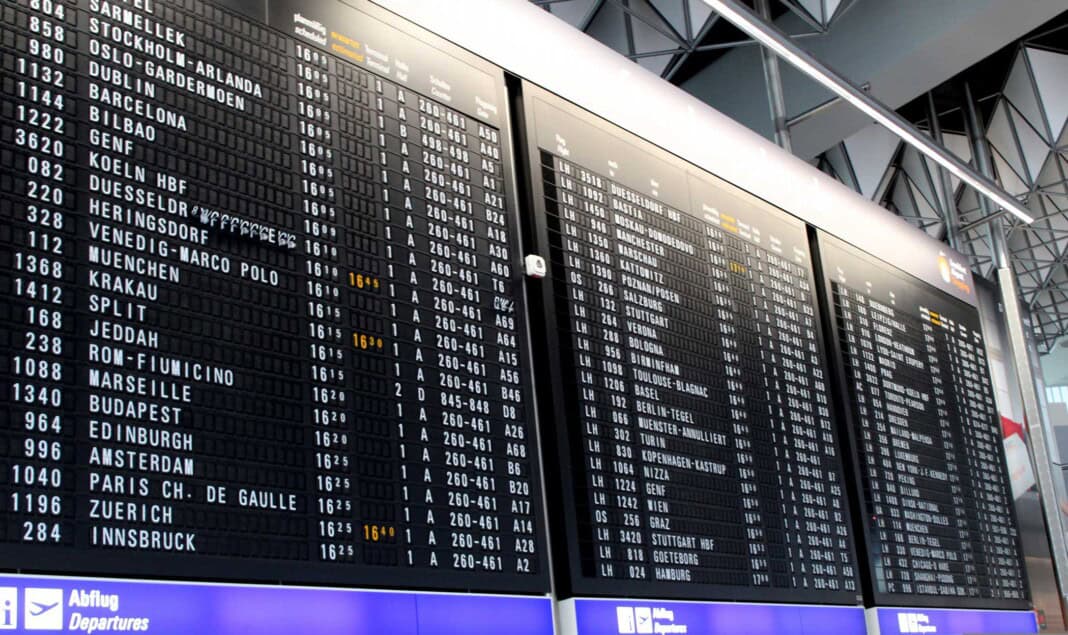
[701, 0, 1035, 224]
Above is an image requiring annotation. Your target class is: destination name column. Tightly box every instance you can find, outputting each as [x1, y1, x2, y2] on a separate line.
[82, 0, 198, 555]
[615, 193, 716, 587]
[292, 41, 357, 564]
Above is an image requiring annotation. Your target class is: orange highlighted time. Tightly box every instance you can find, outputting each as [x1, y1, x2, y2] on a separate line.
[353, 333, 383, 350]
[349, 272, 380, 290]
[363, 524, 396, 542]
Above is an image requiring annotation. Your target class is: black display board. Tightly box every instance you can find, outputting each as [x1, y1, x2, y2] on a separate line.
[0, 0, 550, 592]
[813, 231, 1029, 609]
[517, 83, 860, 603]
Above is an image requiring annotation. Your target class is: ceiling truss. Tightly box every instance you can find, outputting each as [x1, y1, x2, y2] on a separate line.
[532, 0, 1068, 352]
[530, 0, 851, 77]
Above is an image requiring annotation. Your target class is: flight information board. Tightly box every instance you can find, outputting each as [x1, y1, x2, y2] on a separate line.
[815, 232, 1029, 609]
[521, 85, 859, 603]
[0, 0, 549, 592]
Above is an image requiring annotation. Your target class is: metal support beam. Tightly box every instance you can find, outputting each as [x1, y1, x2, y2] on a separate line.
[961, 83, 1009, 268]
[963, 81, 1068, 607]
[926, 91, 962, 249]
[700, 0, 1035, 225]
[605, 0, 686, 49]
[959, 209, 1010, 237]
[755, 0, 791, 152]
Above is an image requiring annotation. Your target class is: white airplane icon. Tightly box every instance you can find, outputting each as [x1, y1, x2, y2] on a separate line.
[29, 601, 58, 616]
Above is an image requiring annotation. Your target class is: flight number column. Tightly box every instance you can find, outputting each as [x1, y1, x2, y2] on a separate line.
[293, 44, 354, 563]
[1, 0, 77, 547]
[542, 154, 642, 580]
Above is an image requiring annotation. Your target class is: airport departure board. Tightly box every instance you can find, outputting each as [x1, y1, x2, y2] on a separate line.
[815, 232, 1029, 609]
[0, 0, 550, 592]
[521, 86, 860, 603]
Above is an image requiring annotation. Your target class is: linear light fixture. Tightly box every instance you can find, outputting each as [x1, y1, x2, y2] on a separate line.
[701, 0, 1035, 225]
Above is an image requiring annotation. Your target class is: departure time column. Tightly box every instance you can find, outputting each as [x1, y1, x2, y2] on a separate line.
[293, 43, 354, 563]
[953, 325, 997, 594]
[723, 236, 769, 586]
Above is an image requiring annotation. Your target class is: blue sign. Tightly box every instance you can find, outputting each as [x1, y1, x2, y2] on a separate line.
[562, 597, 866, 635]
[870, 607, 1038, 635]
[0, 574, 554, 634]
